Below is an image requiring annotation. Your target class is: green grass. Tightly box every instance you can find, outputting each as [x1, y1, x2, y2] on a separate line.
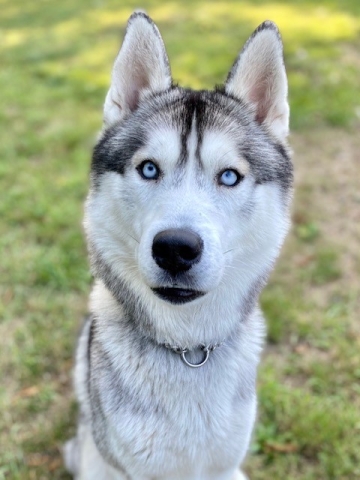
[1, 0, 360, 478]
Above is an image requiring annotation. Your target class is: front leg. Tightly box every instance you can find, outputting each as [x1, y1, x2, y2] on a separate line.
[64, 422, 128, 480]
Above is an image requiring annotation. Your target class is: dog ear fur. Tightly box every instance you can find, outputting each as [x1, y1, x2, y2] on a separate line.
[103, 12, 172, 127]
[225, 21, 289, 142]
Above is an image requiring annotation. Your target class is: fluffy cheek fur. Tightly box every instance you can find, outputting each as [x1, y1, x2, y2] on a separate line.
[85, 169, 290, 302]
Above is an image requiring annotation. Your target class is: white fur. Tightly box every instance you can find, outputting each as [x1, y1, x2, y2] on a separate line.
[68, 280, 262, 480]
[85, 128, 288, 348]
[66, 13, 292, 480]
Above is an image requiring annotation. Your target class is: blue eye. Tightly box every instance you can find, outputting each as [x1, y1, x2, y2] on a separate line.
[138, 160, 160, 180]
[218, 169, 242, 187]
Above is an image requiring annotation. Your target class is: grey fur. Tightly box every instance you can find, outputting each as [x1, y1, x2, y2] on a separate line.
[92, 88, 292, 191]
[64, 12, 293, 480]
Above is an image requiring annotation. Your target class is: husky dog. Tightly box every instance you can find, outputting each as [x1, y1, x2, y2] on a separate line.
[64, 12, 293, 480]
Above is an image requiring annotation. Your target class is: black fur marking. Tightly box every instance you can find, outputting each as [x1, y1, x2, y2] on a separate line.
[251, 20, 281, 37]
[242, 137, 293, 191]
[128, 11, 154, 26]
[91, 86, 292, 195]
[91, 123, 145, 186]
[87, 315, 95, 366]
[86, 315, 96, 416]
[173, 90, 210, 168]
[274, 141, 290, 162]
[177, 91, 198, 166]
[178, 100, 195, 166]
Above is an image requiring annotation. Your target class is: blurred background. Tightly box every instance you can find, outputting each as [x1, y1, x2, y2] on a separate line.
[0, 0, 359, 478]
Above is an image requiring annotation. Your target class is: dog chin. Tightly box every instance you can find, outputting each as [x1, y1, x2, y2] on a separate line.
[152, 287, 206, 305]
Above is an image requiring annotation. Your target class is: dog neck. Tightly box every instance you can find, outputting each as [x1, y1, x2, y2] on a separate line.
[90, 262, 265, 351]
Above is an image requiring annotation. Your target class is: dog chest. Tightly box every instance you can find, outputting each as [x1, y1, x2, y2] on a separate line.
[88, 326, 256, 478]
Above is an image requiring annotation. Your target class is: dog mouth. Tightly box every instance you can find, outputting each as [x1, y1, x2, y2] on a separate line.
[152, 287, 205, 304]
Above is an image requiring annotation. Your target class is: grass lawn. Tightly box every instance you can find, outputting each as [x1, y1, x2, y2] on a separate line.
[1, 0, 359, 478]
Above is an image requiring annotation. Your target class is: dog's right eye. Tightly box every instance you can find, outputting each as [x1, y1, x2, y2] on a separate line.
[137, 160, 160, 180]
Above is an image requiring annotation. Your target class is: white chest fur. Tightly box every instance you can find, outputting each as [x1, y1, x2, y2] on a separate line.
[76, 282, 263, 480]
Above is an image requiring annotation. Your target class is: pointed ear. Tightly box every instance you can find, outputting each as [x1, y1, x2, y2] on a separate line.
[103, 12, 172, 127]
[225, 21, 289, 142]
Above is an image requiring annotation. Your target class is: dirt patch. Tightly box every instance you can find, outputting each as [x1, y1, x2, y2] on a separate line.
[290, 129, 360, 318]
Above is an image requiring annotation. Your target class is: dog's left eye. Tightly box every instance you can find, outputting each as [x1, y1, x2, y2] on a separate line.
[218, 169, 242, 187]
[137, 160, 160, 180]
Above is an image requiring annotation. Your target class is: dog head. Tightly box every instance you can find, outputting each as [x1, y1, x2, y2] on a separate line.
[85, 13, 292, 335]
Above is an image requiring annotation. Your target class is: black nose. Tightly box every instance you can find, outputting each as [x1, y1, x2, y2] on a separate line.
[152, 229, 203, 275]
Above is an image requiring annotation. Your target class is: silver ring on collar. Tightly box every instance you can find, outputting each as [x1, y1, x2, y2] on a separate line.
[164, 341, 223, 368]
[181, 346, 210, 368]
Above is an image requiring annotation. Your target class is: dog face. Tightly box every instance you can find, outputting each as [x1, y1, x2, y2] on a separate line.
[85, 13, 292, 311]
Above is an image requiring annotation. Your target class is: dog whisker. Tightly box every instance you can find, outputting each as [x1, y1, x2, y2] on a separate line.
[223, 248, 235, 254]
[126, 232, 140, 244]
